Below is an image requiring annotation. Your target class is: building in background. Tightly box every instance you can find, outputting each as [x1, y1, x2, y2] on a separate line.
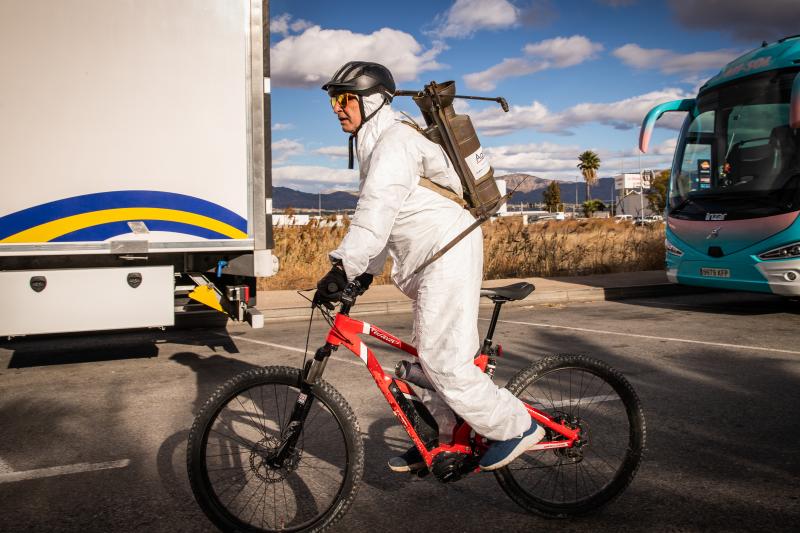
[614, 172, 653, 218]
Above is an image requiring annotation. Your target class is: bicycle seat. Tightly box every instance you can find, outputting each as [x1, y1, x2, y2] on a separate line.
[480, 282, 535, 302]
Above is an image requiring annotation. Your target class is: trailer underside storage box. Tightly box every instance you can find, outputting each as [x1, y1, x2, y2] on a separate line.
[0, 266, 175, 337]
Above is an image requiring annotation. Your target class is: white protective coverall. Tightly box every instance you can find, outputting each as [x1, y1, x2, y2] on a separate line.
[330, 93, 531, 441]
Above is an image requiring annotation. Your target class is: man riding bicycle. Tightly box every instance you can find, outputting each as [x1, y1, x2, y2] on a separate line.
[314, 61, 544, 472]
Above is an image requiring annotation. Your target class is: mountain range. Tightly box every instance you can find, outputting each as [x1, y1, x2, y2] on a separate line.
[274, 175, 618, 210]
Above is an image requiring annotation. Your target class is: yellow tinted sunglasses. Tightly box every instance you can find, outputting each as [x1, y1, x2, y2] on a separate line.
[330, 92, 357, 109]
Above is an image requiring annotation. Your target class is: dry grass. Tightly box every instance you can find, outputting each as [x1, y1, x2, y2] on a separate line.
[258, 217, 665, 290]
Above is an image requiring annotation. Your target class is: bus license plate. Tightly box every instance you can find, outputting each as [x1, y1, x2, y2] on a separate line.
[700, 267, 730, 278]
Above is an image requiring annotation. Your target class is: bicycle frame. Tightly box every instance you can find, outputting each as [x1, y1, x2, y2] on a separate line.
[317, 309, 582, 470]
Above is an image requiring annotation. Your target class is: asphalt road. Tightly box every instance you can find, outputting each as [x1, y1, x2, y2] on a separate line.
[1, 290, 798, 532]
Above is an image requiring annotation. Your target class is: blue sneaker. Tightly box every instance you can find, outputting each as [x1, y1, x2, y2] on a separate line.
[479, 422, 546, 471]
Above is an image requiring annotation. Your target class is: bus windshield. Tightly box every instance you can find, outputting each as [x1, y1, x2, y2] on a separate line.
[670, 70, 800, 220]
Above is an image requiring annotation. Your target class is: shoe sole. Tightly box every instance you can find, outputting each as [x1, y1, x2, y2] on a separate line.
[479, 425, 546, 472]
[388, 461, 426, 473]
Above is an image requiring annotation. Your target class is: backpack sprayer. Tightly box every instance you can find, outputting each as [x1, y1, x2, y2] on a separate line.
[394, 81, 526, 277]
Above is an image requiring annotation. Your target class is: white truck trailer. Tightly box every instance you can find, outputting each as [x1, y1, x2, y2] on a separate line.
[0, 0, 277, 336]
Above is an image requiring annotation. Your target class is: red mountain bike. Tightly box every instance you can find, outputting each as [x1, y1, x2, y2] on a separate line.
[187, 281, 646, 532]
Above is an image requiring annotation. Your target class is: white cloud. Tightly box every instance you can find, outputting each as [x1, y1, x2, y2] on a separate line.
[487, 139, 677, 180]
[470, 87, 693, 136]
[270, 14, 313, 37]
[275, 140, 677, 191]
[272, 122, 294, 131]
[314, 146, 349, 158]
[613, 44, 741, 75]
[433, 0, 520, 39]
[271, 26, 444, 88]
[272, 138, 304, 163]
[523, 35, 603, 68]
[464, 35, 603, 91]
[273, 165, 359, 191]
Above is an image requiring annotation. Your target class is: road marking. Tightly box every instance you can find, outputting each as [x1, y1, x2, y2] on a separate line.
[529, 395, 619, 408]
[486, 318, 800, 356]
[219, 333, 394, 372]
[0, 459, 130, 484]
[221, 334, 307, 355]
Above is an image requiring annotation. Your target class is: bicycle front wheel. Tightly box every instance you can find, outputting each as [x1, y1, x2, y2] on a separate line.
[187, 366, 364, 532]
[496, 355, 645, 518]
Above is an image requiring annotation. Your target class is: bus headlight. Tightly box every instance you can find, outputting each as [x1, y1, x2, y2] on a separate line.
[758, 242, 800, 260]
[665, 238, 684, 256]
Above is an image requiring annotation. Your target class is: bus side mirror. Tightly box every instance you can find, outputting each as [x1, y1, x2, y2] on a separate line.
[791, 72, 800, 129]
[639, 98, 696, 153]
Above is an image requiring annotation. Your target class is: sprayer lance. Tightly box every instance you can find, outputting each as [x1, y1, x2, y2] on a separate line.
[395, 90, 509, 112]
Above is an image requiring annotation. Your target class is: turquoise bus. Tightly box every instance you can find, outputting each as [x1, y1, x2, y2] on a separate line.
[640, 35, 800, 296]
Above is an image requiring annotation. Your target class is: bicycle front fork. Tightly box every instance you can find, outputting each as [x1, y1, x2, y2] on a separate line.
[270, 343, 334, 466]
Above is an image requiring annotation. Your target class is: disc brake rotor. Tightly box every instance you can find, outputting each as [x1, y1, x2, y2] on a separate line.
[249, 436, 302, 484]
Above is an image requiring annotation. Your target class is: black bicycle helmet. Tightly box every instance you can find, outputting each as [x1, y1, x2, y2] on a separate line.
[322, 61, 395, 101]
[323, 62, 396, 169]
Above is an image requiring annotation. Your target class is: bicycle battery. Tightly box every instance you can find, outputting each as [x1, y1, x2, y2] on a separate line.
[388, 379, 439, 447]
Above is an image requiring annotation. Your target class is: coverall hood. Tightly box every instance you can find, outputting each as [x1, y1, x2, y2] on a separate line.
[354, 93, 398, 180]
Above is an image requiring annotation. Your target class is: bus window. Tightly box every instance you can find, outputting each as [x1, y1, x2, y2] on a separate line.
[677, 142, 713, 194]
[721, 104, 790, 188]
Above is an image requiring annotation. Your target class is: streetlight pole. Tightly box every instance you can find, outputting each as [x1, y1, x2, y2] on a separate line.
[575, 175, 578, 217]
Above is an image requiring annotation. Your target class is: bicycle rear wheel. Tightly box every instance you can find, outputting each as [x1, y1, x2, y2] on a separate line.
[187, 366, 364, 532]
[496, 355, 645, 517]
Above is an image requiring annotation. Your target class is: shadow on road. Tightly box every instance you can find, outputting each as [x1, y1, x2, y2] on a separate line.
[617, 290, 800, 316]
[1, 327, 239, 368]
[502, 327, 800, 530]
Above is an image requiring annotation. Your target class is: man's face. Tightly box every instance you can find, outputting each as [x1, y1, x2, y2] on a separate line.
[331, 93, 362, 133]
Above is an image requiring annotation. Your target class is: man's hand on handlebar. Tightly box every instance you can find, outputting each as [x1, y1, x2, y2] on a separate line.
[314, 264, 347, 309]
[313, 266, 373, 309]
[354, 272, 373, 291]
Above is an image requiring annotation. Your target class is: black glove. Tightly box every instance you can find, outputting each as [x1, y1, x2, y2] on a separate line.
[314, 264, 347, 306]
[355, 272, 373, 291]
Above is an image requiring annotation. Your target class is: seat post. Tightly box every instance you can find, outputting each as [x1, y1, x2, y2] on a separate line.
[481, 300, 505, 353]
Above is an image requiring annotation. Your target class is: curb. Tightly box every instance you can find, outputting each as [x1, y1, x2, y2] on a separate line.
[259, 282, 700, 321]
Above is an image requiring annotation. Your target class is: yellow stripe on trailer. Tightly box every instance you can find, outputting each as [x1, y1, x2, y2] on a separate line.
[1, 207, 248, 243]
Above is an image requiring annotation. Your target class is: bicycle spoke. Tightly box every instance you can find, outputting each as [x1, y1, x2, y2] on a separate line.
[499, 359, 643, 513]
[196, 375, 353, 531]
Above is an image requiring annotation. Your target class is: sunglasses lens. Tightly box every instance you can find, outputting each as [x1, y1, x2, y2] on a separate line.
[331, 93, 353, 108]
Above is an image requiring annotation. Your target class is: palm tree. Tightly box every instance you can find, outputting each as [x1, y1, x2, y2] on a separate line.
[577, 150, 601, 202]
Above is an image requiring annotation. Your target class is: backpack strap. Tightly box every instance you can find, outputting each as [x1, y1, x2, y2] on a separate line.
[417, 177, 467, 208]
[399, 120, 468, 209]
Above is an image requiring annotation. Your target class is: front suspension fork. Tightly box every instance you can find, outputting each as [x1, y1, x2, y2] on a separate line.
[270, 344, 334, 465]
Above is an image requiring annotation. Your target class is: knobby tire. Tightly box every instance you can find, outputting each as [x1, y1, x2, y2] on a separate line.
[187, 366, 364, 532]
[496, 355, 646, 518]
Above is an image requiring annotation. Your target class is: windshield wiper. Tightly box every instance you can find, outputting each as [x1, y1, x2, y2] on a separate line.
[670, 197, 696, 214]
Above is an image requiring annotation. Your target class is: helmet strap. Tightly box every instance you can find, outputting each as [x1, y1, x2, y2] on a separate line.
[348, 134, 355, 169]
[346, 95, 388, 170]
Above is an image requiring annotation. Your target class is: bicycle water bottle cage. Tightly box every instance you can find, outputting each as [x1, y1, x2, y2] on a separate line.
[479, 282, 535, 303]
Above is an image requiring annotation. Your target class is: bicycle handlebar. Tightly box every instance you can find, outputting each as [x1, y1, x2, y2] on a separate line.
[338, 280, 365, 315]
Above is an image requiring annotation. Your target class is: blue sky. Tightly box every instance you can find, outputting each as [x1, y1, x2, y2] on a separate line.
[269, 0, 800, 192]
